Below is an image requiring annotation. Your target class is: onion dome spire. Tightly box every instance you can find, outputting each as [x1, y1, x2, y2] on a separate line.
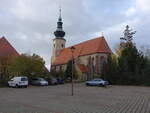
[54, 7, 65, 38]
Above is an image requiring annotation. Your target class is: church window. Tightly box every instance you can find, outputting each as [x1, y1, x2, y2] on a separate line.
[100, 56, 104, 59]
[60, 66, 62, 71]
[92, 57, 94, 61]
[100, 56, 106, 73]
[88, 56, 91, 65]
[62, 44, 64, 48]
[96, 56, 98, 62]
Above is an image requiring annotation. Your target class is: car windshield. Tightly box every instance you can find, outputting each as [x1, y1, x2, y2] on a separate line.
[52, 78, 56, 80]
[10, 78, 14, 81]
[21, 77, 28, 81]
[93, 79, 102, 81]
[38, 78, 45, 81]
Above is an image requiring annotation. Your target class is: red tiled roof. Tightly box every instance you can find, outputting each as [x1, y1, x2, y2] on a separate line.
[53, 36, 112, 65]
[77, 64, 88, 73]
[0, 36, 19, 57]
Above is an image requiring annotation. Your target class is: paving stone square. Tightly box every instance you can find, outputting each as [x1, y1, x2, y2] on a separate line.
[0, 83, 150, 113]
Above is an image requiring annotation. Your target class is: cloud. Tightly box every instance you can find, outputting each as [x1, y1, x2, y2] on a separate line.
[0, 0, 150, 70]
[136, 0, 150, 12]
[125, 7, 136, 16]
[93, 18, 140, 50]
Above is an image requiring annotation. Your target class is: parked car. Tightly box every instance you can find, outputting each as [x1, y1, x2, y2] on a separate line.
[56, 77, 64, 84]
[30, 77, 48, 86]
[8, 76, 28, 88]
[46, 77, 58, 85]
[85, 78, 109, 87]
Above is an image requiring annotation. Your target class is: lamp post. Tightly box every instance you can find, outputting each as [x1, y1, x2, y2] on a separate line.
[70, 46, 75, 96]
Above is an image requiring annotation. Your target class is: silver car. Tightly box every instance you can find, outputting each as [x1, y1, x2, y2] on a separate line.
[31, 78, 48, 86]
[86, 78, 109, 87]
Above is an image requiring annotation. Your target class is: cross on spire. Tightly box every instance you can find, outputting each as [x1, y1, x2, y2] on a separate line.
[101, 32, 104, 37]
[59, 6, 62, 22]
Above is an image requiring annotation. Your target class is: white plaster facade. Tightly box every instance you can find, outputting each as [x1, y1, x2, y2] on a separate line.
[51, 38, 66, 65]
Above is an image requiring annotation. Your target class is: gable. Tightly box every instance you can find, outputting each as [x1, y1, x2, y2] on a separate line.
[0, 37, 19, 57]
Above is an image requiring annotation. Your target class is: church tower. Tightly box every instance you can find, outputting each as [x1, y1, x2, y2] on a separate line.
[51, 8, 66, 65]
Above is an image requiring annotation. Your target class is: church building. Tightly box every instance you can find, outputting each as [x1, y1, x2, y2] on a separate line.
[51, 9, 112, 80]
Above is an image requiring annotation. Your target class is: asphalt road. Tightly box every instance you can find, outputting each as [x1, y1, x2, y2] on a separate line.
[0, 83, 150, 113]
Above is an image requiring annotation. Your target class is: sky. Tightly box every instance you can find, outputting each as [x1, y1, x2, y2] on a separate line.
[0, 0, 150, 69]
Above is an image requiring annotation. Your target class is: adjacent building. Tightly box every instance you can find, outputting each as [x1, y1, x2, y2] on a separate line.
[0, 37, 19, 79]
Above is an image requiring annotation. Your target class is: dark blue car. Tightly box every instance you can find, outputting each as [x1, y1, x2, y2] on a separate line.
[57, 77, 64, 84]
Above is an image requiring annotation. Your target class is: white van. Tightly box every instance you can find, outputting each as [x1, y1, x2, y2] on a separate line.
[8, 76, 28, 88]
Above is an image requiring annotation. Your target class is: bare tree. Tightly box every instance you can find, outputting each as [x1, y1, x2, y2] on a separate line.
[140, 45, 150, 58]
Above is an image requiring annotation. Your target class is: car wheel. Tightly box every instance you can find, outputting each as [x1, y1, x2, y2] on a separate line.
[104, 85, 107, 87]
[15, 84, 19, 88]
[24, 85, 27, 88]
[98, 84, 103, 87]
[86, 83, 89, 86]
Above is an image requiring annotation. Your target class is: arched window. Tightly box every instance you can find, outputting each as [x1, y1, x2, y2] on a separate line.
[100, 56, 104, 59]
[92, 57, 94, 61]
[96, 56, 98, 61]
[100, 56, 106, 74]
[88, 56, 92, 65]
[95, 56, 99, 74]
[62, 44, 64, 48]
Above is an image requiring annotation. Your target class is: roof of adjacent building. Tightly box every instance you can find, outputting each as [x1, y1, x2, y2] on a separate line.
[53, 36, 112, 65]
[0, 36, 19, 57]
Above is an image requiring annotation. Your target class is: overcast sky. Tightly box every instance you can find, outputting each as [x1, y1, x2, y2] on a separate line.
[0, 0, 150, 69]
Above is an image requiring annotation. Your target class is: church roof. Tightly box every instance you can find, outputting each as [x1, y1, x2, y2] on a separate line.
[53, 36, 112, 65]
[0, 36, 19, 57]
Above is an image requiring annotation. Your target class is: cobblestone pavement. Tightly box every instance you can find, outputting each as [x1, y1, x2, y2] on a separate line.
[0, 83, 150, 113]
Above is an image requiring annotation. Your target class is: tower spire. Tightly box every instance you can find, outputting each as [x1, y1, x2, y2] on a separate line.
[59, 6, 62, 21]
[51, 7, 66, 65]
[54, 7, 65, 38]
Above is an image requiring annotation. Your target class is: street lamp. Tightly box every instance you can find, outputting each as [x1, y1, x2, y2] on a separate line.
[70, 46, 75, 96]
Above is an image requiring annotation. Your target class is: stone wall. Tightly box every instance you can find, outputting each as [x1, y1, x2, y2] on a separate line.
[51, 52, 110, 76]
